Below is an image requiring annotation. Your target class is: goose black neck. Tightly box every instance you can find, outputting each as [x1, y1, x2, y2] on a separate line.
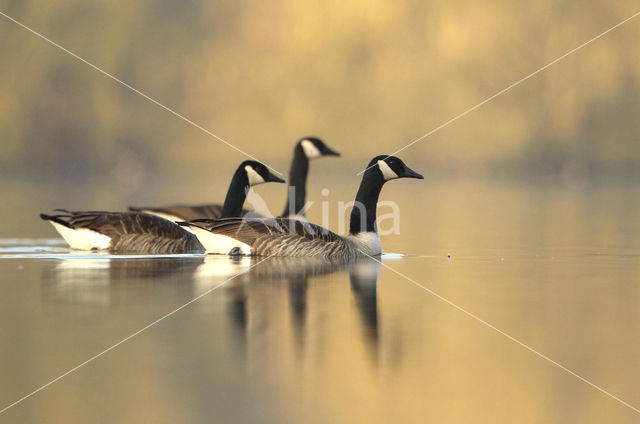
[221, 168, 250, 218]
[349, 171, 385, 234]
[282, 145, 309, 217]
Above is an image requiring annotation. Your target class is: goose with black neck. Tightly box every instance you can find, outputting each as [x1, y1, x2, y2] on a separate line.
[282, 137, 340, 218]
[40, 161, 284, 253]
[179, 155, 423, 258]
[131, 137, 339, 222]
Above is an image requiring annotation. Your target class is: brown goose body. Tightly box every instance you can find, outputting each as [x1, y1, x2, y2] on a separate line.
[180, 217, 373, 259]
[41, 210, 204, 254]
[40, 160, 285, 254]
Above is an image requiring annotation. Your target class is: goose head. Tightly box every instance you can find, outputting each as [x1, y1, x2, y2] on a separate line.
[241, 161, 286, 186]
[348, 155, 423, 236]
[299, 137, 341, 159]
[368, 155, 424, 183]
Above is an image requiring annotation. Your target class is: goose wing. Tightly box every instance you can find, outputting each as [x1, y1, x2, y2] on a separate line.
[42, 211, 203, 253]
[128, 204, 261, 220]
[184, 217, 348, 257]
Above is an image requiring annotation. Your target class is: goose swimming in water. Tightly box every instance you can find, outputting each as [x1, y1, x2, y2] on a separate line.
[40, 161, 284, 253]
[279, 137, 340, 218]
[129, 137, 339, 221]
[178, 155, 423, 259]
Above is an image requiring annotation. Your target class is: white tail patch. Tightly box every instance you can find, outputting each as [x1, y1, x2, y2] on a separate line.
[190, 226, 252, 255]
[377, 160, 398, 181]
[301, 139, 321, 159]
[141, 211, 195, 234]
[49, 221, 111, 250]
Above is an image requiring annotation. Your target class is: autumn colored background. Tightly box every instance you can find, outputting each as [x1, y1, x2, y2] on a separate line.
[0, 0, 638, 236]
[2, 3, 640, 423]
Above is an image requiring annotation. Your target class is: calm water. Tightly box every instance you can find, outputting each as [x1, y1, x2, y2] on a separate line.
[1, 181, 639, 423]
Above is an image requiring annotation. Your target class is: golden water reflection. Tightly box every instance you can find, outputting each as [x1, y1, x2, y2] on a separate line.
[1, 181, 640, 422]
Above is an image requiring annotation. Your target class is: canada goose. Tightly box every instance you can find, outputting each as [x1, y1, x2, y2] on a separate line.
[178, 155, 423, 258]
[129, 137, 339, 221]
[40, 161, 284, 253]
[39, 211, 204, 254]
[280, 137, 340, 218]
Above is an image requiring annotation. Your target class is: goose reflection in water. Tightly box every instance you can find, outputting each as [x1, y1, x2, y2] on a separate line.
[40, 253, 383, 367]
[349, 259, 381, 360]
[219, 256, 382, 363]
[216, 257, 349, 350]
[41, 256, 205, 306]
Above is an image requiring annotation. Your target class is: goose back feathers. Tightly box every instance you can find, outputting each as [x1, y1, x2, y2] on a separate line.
[128, 204, 251, 222]
[181, 217, 366, 259]
[40, 210, 204, 254]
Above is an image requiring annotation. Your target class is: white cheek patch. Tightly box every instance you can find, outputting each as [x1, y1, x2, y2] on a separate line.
[245, 165, 265, 186]
[377, 160, 398, 180]
[301, 139, 322, 159]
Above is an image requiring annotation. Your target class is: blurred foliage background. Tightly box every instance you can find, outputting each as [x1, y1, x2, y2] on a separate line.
[0, 0, 638, 204]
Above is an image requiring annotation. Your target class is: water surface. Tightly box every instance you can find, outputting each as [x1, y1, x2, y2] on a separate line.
[1, 181, 639, 423]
